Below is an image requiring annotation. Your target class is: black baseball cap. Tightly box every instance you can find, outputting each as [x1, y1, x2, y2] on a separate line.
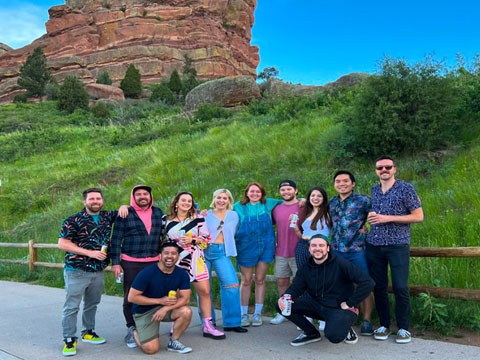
[132, 185, 152, 194]
[279, 180, 297, 189]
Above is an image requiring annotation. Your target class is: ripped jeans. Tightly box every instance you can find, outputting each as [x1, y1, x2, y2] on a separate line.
[203, 243, 241, 327]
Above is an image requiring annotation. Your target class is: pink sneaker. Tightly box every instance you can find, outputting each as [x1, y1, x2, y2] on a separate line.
[203, 318, 226, 340]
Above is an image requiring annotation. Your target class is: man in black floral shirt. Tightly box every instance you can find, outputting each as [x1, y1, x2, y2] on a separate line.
[58, 188, 119, 357]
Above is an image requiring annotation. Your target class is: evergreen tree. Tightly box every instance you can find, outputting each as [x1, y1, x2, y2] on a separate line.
[57, 76, 89, 114]
[96, 70, 113, 85]
[168, 69, 183, 95]
[120, 64, 142, 98]
[17, 47, 52, 97]
[183, 54, 197, 78]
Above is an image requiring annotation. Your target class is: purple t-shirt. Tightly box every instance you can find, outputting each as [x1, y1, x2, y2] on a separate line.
[272, 202, 300, 257]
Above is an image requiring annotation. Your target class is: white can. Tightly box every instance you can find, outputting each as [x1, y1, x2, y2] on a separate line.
[289, 214, 298, 228]
[116, 272, 124, 284]
[281, 294, 292, 316]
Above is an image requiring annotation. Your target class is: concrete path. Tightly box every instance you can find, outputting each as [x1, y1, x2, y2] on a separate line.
[0, 280, 478, 360]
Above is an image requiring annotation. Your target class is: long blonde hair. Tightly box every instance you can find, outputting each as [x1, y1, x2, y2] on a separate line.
[210, 189, 234, 210]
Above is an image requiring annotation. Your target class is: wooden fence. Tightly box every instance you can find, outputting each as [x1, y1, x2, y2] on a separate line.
[1, 241, 479, 301]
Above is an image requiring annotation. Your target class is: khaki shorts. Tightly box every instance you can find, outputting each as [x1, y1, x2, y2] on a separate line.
[274, 256, 297, 278]
[133, 306, 174, 344]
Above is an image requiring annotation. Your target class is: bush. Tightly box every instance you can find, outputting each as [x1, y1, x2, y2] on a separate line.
[90, 101, 111, 119]
[13, 93, 28, 103]
[194, 103, 231, 122]
[57, 76, 89, 114]
[120, 64, 142, 98]
[45, 79, 60, 100]
[333, 56, 461, 158]
[96, 70, 113, 85]
[150, 83, 176, 105]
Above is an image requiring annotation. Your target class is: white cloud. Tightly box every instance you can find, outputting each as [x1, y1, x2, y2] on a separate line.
[0, 4, 50, 49]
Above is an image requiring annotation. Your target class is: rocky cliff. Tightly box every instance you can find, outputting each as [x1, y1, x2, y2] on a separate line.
[0, 0, 259, 102]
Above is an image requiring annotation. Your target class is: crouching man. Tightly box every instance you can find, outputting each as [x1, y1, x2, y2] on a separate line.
[128, 240, 193, 354]
[277, 234, 374, 346]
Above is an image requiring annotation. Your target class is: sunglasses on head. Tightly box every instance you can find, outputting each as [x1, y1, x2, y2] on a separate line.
[376, 165, 394, 171]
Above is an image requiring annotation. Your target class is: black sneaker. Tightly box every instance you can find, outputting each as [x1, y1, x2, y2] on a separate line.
[290, 332, 321, 346]
[344, 327, 358, 344]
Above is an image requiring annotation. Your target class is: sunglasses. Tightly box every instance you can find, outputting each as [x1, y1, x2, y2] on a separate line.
[217, 220, 224, 231]
[376, 165, 394, 171]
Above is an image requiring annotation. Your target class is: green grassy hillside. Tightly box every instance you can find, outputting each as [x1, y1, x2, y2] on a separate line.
[1, 96, 479, 333]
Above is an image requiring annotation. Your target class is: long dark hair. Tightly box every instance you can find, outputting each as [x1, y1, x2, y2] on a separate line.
[240, 182, 267, 205]
[167, 191, 196, 220]
[298, 186, 332, 231]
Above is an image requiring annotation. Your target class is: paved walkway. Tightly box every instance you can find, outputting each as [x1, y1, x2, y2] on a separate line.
[0, 280, 478, 360]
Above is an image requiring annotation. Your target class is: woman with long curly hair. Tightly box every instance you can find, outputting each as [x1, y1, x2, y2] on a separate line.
[164, 191, 225, 340]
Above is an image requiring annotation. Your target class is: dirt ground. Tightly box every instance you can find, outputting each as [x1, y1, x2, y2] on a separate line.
[412, 327, 480, 347]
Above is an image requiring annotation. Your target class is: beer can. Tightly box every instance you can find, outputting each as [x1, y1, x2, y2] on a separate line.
[289, 214, 298, 228]
[116, 272, 124, 284]
[281, 294, 292, 316]
[101, 244, 108, 254]
[168, 290, 177, 298]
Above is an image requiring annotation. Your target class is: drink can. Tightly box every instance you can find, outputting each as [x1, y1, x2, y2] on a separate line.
[101, 244, 108, 254]
[168, 290, 177, 298]
[116, 272, 124, 284]
[289, 214, 298, 228]
[281, 294, 292, 316]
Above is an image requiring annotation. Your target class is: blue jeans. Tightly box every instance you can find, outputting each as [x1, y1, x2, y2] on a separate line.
[366, 243, 410, 330]
[276, 293, 357, 343]
[62, 269, 104, 339]
[203, 243, 241, 327]
[332, 250, 369, 275]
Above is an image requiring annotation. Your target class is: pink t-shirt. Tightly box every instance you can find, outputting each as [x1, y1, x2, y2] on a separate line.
[272, 202, 300, 257]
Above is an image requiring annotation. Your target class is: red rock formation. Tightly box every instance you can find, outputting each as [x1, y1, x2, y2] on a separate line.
[0, 0, 259, 103]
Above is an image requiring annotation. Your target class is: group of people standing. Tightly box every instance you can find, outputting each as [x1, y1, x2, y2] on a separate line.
[57, 155, 423, 356]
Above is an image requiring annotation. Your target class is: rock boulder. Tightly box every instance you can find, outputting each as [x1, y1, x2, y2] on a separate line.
[184, 75, 260, 112]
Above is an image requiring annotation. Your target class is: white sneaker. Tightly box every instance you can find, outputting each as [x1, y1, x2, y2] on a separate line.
[270, 313, 287, 325]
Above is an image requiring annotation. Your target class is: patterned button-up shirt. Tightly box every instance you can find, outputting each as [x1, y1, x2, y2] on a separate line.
[59, 209, 118, 272]
[367, 180, 422, 246]
[330, 191, 371, 253]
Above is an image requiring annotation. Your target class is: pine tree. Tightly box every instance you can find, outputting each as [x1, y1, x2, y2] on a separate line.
[168, 69, 183, 95]
[96, 70, 113, 85]
[17, 47, 52, 97]
[120, 64, 142, 98]
[57, 76, 89, 114]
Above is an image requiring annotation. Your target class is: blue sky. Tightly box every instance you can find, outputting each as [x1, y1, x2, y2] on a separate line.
[1, 0, 479, 85]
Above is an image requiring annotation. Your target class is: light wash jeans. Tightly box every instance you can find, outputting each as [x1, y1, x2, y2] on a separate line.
[62, 269, 104, 339]
[203, 243, 241, 327]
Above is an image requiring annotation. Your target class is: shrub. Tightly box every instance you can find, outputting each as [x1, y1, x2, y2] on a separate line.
[333, 56, 461, 158]
[150, 83, 176, 105]
[194, 103, 231, 122]
[13, 93, 28, 103]
[45, 79, 60, 100]
[90, 101, 111, 119]
[57, 76, 89, 114]
[120, 64, 142, 98]
[96, 70, 113, 85]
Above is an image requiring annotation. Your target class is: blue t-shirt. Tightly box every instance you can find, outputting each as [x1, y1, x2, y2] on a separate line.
[131, 264, 190, 314]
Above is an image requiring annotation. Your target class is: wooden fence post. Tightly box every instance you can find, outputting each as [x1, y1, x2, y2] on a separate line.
[28, 240, 37, 272]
